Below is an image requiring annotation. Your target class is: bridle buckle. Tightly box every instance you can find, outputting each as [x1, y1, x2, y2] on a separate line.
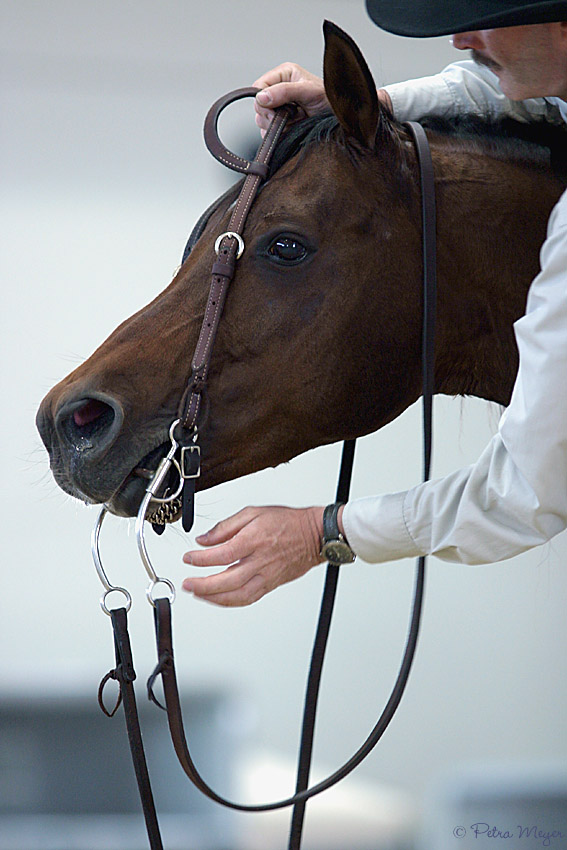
[180, 444, 201, 479]
[214, 231, 245, 259]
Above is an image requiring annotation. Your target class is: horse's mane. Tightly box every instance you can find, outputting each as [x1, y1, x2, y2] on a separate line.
[421, 113, 567, 179]
[267, 109, 567, 183]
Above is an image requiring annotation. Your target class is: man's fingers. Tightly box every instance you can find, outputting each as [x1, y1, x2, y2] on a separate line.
[254, 80, 307, 110]
[183, 566, 264, 607]
[183, 562, 249, 594]
[194, 507, 257, 546]
[255, 113, 270, 136]
[182, 505, 326, 607]
[184, 541, 241, 568]
[183, 508, 263, 567]
[252, 64, 326, 135]
[252, 62, 299, 91]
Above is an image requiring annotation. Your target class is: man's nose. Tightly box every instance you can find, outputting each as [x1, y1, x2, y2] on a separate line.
[452, 31, 484, 50]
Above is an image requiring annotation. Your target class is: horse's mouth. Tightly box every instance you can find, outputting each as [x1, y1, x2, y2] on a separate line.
[109, 440, 183, 524]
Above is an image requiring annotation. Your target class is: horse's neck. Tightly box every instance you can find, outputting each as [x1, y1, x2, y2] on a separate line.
[431, 140, 561, 406]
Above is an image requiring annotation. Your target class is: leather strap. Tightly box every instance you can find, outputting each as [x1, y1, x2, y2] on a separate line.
[178, 92, 291, 434]
[181, 182, 243, 266]
[176, 91, 292, 535]
[100, 608, 164, 850]
[406, 121, 437, 480]
[203, 88, 272, 177]
[287, 440, 355, 849]
[322, 502, 344, 542]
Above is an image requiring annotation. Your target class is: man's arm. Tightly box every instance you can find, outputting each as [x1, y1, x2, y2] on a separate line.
[253, 59, 563, 133]
[343, 192, 567, 565]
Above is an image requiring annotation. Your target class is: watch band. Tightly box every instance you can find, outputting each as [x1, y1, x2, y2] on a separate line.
[323, 502, 345, 542]
[321, 502, 355, 565]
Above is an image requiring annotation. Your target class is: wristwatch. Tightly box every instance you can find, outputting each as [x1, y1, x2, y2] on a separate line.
[320, 503, 356, 565]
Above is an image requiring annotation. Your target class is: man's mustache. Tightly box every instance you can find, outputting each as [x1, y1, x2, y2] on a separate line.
[471, 49, 501, 74]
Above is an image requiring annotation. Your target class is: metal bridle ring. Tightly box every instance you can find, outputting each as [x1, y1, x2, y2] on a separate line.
[214, 231, 244, 259]
[100, 586, 133, 617]
[146, 577, 176, 607]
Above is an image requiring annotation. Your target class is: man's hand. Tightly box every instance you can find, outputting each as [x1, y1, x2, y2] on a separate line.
[182, 505, 325, 607]
[253, 63, 329, 134]
[253, 62, 393, 135]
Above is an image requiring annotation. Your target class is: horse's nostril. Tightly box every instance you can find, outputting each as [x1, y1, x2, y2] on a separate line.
[55, 394, 123, 455]
[73, 398, 112, 428]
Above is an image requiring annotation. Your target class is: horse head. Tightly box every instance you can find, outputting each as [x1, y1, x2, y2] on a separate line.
[36, 23, 564, 521]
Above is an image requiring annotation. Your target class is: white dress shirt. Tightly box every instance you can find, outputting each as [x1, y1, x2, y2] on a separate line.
[342, 61, 567, 565]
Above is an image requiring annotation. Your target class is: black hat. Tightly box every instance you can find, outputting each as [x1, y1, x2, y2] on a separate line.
[366, 0, 567, 37]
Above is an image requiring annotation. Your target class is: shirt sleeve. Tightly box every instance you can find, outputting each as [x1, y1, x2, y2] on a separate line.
[384, 60, 563, 124]
[342, 189, 567, 566]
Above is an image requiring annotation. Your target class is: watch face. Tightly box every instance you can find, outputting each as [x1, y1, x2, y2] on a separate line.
[322, 540, 355, 565]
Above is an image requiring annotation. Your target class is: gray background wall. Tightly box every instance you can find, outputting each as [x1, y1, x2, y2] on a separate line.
[2, 0, 566, 838]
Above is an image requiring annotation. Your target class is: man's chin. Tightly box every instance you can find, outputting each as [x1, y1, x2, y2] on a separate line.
[471, 49, 501, 76]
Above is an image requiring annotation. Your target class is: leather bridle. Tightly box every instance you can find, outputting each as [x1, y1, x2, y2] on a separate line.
[92, 88, 437, 850]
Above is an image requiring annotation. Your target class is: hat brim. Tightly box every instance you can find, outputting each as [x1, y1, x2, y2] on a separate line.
[366, 0, 567, 37]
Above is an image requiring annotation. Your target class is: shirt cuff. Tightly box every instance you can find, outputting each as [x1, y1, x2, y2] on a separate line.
[342, 492, 423, 564]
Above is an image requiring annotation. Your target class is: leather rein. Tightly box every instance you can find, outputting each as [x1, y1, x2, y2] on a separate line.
[92, 88, 437, 850]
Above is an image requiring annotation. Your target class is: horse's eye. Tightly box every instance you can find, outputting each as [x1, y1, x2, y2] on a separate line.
[267, 236, 308, 264]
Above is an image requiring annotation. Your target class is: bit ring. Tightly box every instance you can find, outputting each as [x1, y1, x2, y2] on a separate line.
[146, 577, 176, 607]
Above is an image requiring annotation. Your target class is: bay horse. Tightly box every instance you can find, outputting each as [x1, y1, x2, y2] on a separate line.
[36, 25, 567, 526]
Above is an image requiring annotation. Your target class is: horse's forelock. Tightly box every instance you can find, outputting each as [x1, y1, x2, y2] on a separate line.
[266, 107, 402, 181]
[267, 112, 342, 177]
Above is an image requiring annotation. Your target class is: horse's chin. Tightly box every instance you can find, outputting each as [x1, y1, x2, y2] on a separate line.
[106, 473, 149, 518]
[107, 452, 250, 522]
[105, 440, 182, 523]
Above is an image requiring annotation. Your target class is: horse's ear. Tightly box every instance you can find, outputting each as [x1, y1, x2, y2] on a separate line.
[323, 20, 381, 150]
